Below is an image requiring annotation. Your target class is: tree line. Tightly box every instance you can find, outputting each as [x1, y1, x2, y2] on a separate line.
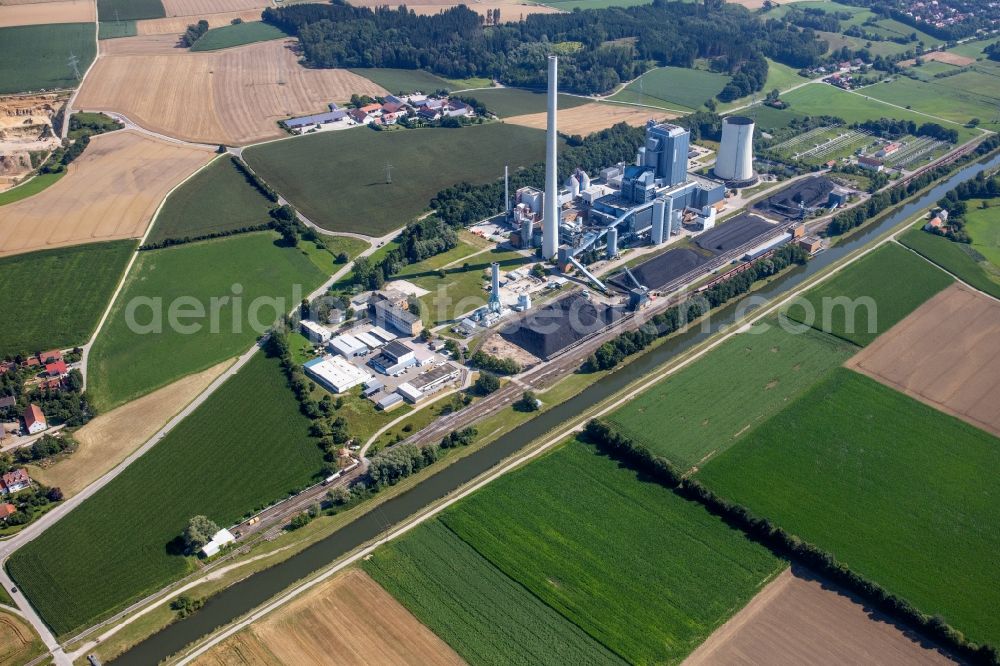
[262, 0, 829, 95]
[582, 420, 999, 666]
[349, 216, 459, 291]
[584, 244, 808, 371]
[934, 170, 1000, 243]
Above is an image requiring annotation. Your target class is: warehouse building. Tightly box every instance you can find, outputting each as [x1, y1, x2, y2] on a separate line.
[304, 355, 373, 393]
[370, 340, 417, 375]
[329, 334, 367, 358]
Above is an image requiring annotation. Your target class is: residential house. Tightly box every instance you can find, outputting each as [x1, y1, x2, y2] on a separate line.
[2, 469, 30, 494]
[381, 101, 405, 114]
[23, 404, 46, 435]
[39, 350, 62, 364]
[924, 216, 944, 231]
[0, 503, 16, 520]
[45, 359, 67, 377]
[417, 107, 441, 122]
[445, 100, 473, 117]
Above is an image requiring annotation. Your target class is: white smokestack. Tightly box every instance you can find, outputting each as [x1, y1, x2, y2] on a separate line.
[504, 164, 510, 218]
[543, 55, 559, 260]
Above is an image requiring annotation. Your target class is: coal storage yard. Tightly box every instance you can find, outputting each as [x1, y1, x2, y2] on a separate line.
[753, 175, 834, 222]
[695, 213, 780, 255]
[609, 247, 712, 292]
[500, 292, 626, 360]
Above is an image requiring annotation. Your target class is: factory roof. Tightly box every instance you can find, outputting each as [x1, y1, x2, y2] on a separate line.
[354, 331, 383, 349]
[304, 355, 372, 392]
[410, 363, 459, 391]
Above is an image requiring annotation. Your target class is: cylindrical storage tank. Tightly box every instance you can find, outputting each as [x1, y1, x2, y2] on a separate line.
[565, 175, 580, 199]
[579, 170, 591, 190]
[606, 226, 618, 258]
[636, 146, 645, 166]
[715, 116, 754, 182]
[651, 199, 666, 245]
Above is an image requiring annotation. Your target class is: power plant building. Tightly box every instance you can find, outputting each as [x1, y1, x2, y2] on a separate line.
[714, 116, 757, 187]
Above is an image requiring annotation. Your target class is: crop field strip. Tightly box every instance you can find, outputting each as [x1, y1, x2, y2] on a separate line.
[609, 65, 731, 112]
[189, 20, 288, 51]
[0, 0, 94, 26]
[146, 155, 277, 244]
[900, 227, 1000, 300]
[0, 130, 214, 257]
[697, 367, 1000, 646]
[98, 0, 165, 20]
[87, 231, 332, 411]
[438, 442, 784, 664]
[364, 520, 625, 666]
[8, 352, 326, 637]
[244, 123, 552, 235]
[606, 322, 858, 470]
[784, 242, 954, 346]
[0, 22, 97, 93]
[0, 241, 135, 358]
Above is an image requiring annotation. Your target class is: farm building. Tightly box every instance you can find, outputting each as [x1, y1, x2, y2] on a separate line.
[284, 109, 348, 131]
[23, 404, 46, 434]
[201, 528, 236, 558]
[304, 356, 373, 394]
[301, 320, 332, 344]
[1, 469, 30, 494]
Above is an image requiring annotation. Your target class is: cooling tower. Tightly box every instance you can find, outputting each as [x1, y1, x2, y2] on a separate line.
[542, 55, 559, 260]
[715, 116, 755, 183]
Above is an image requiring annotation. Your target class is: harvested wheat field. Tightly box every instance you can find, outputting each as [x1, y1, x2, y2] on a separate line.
[0, 130, 212, 257]
[193, 569, 465, 666]
[900, 50, 975, 68]
[0, 610, 44, 666]
[29, 359, 233, 497]
[845, 282, 1000, 437]
[507, 102, 668, 135]
[99, 33, 184, 55]
[0, 0, 93, 26]
[76, 40, 387, 144]
[136, 9, 262, 34]
[684, 568, 957, 666]
[161, 0, 267, 17]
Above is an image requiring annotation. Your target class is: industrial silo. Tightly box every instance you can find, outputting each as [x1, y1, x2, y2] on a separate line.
[715, 116, 755, 184]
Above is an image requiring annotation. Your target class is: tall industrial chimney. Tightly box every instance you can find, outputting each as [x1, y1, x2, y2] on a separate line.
[504, 164, 510, 220]
[542, 55, 559, 260]
[488, 262, 502, 313]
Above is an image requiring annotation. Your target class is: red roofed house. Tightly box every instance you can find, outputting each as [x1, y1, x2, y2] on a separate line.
[2, 469, 30, 494]
[39, 350, 62, 364]
[45, 359, 68, 377]
[0, 504, 15, 520]
[23, 404, 47, 435]
[924, 216, 944, 231]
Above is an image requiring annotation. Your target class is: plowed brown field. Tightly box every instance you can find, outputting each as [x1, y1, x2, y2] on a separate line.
[161, 0, 267, 17]
[75, 40, 387, 144]
[136, 9, 261, 34]
[0, 611, 42, 666]
[0, 0, 93, 26]
[193, 569, 465, 666]
[846, 282, 1000, 437]
[0, 129, 212, 257]
[684, 568, 957, 666]
[506, 102, 665, 135]
[900, 50, 975, 67]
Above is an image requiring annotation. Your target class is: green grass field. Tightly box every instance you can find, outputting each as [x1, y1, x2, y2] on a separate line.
[964, 201, 1000, 267]
[900, 226, 1000, 299]
[948, 35, 1000, 59]
[244, 123, 551, 234]
[785, 241, 953, 346]
[863, 72, 1000, 131]
[719, 59, 806, 112]
[350, 68, 459, 94]
[97, 0, 164, 20]
[189, 21, 287, 52]
[364, 520, 625, 666]
[777, 84, 976, 142]
[8, 352, 324, 636]
[698, 368, 1000, 645]
[607, 323, 856, 470]
[0, 241, 135, 358]
[456, 88, 589, 118]
[97, 20, 136, 39]
[440, 441, 783, 664]
[0, 24, 97, 94]
[610, 66, 731, 112]
[0, 172, 64, 206]
[87, 232, 330, 410]
[146, 157, 276, 244]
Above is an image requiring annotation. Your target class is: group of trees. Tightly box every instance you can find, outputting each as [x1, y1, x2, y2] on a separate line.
[827, 133, 1000, 236]
[181, 19, 210, 47]
[431, 122, 646, 227]
[473, 371, 501, 396]
[468, 350, 521, 375]
[440, 426, 477, 448]
[262, 1, 829, 96]
[350, 216, 458, 290]
[366, 443, 438, 488]
[855, 119, 960, 143]
[0, 485, 63, 528]
[12, 433, 76, 465]
[584, 244, 808, 372]
[582, 419, 999, 666]
[933, 170, 1000, 243]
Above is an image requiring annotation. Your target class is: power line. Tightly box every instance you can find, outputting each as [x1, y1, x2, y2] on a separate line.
[385, 162, 394, 184]
[68, 52, 81, 81]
